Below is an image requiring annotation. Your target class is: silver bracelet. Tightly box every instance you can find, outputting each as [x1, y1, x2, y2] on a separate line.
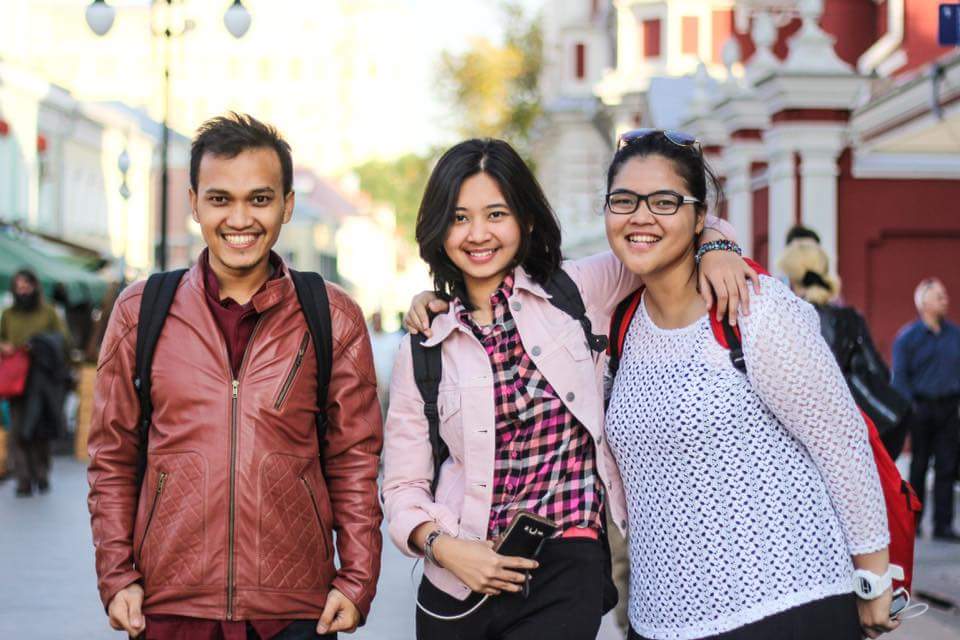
[423, 529, 444, 567]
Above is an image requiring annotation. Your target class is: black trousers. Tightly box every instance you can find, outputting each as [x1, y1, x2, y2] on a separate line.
[247, 620, 334, 640]
[908, 395, 960, 533]
[628, 593, 861, 640]
[10, 434, 50, 491]
[416, 538, 604, 640]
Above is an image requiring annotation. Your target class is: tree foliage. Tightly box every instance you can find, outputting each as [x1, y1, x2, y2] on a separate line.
[353, 151, 435, 241]
[438, 1, 543, 156]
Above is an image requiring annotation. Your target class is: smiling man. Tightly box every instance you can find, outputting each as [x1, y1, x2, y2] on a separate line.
[87, 113, 382, 640]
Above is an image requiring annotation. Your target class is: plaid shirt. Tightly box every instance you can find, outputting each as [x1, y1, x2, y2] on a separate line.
[456, 274, 604, 540]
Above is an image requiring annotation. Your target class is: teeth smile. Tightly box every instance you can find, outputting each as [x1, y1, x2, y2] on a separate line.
[223, 234, 258, 246]
[467, 249, 497, 257]
[627, 234, 660, 244]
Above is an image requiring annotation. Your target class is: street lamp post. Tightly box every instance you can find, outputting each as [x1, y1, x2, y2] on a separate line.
[86, 0, 251, 271]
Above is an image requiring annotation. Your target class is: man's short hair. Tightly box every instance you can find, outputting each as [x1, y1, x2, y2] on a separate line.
[190, 112, 293, 195]
[785, 225, 820, 245]
[914, 277, 943, 311]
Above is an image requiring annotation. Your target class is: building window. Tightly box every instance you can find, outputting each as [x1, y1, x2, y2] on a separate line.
[575, 43, 587, 79]
[642, 19, 661, 58]
[682, 16, 699, 55]
[712, 9, 733, 63]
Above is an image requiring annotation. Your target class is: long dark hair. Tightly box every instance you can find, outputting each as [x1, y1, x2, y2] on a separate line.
[606, 132, 724, 218]
[415, 139, 562, 303]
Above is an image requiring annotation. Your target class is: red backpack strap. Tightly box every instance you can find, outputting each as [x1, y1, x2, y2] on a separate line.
[708, 256, 768, 372]
[608, 287, 644, 377]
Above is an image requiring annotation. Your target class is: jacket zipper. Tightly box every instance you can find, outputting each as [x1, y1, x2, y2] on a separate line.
[227, 318, 263, 620]
[300, 476, 329, 558]
[138, 471, 167, 561]
[275, 333, 310, 409]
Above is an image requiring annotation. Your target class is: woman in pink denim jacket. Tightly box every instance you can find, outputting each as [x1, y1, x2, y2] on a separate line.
[382, 138, 751, 640]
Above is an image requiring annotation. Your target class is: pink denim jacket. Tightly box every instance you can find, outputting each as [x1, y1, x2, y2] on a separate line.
[382, 224, 734, 600]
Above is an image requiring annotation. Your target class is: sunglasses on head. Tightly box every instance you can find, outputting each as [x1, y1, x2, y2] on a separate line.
[617, 128, 701, 153]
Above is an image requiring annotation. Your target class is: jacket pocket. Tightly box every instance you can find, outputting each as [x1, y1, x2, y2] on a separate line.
[136, 452, 206, 588]
[274, 333, 310, 410]
[437, 391, 464, 458]
[137, 471, 167, 562]
[300, 476, 331, 559]
[259, 453, 328, 590]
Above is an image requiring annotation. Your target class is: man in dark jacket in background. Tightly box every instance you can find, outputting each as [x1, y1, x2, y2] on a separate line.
[893, 278, 960, 542]
[0, 269, 71, 497]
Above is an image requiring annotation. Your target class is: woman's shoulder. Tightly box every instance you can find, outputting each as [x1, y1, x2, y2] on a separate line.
[740, 274, 816, 330]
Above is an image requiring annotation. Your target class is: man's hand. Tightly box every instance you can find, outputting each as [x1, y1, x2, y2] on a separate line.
[107, 583, 145, 637]
[317, 588, 361, 635]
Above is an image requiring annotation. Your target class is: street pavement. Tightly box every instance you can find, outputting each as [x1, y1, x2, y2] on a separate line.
[0, 456, 956, 639]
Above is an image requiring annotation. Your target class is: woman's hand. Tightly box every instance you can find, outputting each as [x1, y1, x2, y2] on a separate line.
[403, 291, 449, 338]
[433, 536, 538, 596]
[857, 589, 900, 638]
[698, 250, 760, 326]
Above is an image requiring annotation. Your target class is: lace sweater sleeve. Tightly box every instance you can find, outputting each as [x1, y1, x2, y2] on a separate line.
[739, 277, 889, 555]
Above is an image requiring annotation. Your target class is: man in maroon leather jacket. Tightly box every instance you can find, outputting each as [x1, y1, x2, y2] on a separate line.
[87, 113, 382, 639]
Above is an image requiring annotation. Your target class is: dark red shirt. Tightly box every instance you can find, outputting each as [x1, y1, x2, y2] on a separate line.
[144, 249, 296, 640]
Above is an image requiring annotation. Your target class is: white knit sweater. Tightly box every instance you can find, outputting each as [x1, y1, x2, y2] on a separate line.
[605, 276, 888, 640]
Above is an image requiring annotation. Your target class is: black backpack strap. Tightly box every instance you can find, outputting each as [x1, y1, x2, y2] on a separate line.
[542, 268, 608, 354]
[134, 269, 187, 485]
[411, 332, 447, 495]
[289, 270, 333, 455]
[607, 288, 644, 380]
[720, 319, 747, 374]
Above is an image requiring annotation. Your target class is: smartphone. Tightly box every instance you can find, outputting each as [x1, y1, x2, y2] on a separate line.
[890, 589, 909, 618]
[494, 511, 558, 560]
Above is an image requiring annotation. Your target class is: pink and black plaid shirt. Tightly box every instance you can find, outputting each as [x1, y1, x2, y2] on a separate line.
[456, 273, 604, 540]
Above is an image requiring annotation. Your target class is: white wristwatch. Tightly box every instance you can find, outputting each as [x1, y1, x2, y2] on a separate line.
[852, 565, 903, 600]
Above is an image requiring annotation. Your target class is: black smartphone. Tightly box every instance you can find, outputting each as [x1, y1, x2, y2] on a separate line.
[494, 511, 558, 560]
[890, 590, 909, 618]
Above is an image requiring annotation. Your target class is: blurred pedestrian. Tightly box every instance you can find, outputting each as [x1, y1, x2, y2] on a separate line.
[87, 113, 382, 639]
[0, 269, 70, 497]
[777, 239, 909, 458]
[892, 278, 960, 541]
[369, 310, 402, 416]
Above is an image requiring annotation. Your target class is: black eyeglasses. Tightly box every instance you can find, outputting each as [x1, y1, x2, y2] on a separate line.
[617, 128, 701, 153]
[605, 189, 701, 215]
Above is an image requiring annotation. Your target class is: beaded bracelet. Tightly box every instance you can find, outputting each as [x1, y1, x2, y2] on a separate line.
[695, 239, 742, 265]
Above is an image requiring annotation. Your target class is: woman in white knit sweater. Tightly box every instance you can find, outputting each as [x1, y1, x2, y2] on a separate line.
[602, 131, 898, 640]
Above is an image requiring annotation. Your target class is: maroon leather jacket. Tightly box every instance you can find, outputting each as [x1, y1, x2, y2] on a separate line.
[87, 261, 383, 622]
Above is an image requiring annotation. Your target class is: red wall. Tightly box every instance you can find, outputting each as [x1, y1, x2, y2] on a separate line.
[752, 184, 769, 270]
[898, 0, 955, 76]
[837, 152, 960, 359]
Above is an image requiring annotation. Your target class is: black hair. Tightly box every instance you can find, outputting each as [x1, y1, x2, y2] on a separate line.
[190, 112, 293, 195]
[10, 268, 39, 294]
[415, 138, 562, 305]
[785, 224, 821, 245]
[606, 132, 724, 219]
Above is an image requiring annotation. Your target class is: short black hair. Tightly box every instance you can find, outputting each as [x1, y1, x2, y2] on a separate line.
[190, 112, 293, 194]
[785, 224, 821, 245]
[415, 139, 562, 306]
[10, 268, 39, 293]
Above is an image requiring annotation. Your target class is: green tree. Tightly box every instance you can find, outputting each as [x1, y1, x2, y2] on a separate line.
[438, 1, 543, 156]
[353, 151, 435, 241]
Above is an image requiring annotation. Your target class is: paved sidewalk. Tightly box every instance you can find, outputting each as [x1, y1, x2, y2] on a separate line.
[0, 456, 955, 639]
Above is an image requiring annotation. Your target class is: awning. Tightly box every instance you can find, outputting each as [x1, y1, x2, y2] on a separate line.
[0, 230, 110, 306]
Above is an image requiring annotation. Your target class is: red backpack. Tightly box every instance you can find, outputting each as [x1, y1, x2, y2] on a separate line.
[606, 259, 921, 592]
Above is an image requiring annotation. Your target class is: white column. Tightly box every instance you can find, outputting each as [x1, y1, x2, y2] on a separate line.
[721, 147, 755, 255]
[766, 148, 795, 270]
[798, 126, 847, 271]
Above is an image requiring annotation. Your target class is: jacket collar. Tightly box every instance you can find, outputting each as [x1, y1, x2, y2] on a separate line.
[421, 266, 551, 347]
[187, 249, 295, 315]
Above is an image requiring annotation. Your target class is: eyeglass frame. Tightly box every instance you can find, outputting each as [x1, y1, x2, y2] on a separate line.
[604, 188, 702, 216]
[616, 128, 702, 154]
